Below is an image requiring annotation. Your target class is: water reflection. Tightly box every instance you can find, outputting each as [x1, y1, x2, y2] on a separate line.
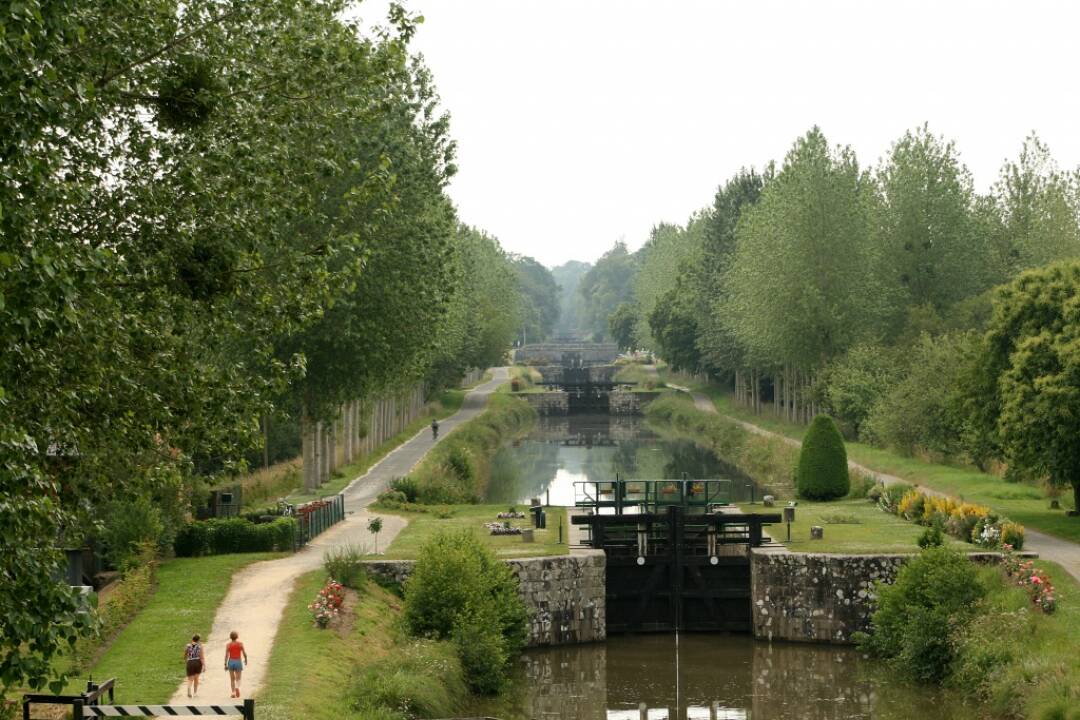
[519, 635, 966, 720]
[487, 415, 755, 506]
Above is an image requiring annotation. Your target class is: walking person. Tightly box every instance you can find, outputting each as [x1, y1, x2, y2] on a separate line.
[431, 417, 439, 440]
[223, 631, 248, 698]
[184, 634, 204, 698]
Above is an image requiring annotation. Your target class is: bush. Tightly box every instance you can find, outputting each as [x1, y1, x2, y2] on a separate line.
[403, 530, 528, 689]
[452, 603, 509, 695]
[796, 415, 850, 500]
[857, 546, 985, 683]
[847, 472, 877, 499]
[918, 526, 945, 548]
[174, 517, 297, 556]
[324, 544, 367, 589]
[351, 640, 467, 719]
[99, 497, 165, 570]
[877, 482, 915, 514]
[389, 476, 420, 503]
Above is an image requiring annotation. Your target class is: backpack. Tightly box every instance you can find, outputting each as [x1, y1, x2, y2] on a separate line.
[186, 643, 201, 661]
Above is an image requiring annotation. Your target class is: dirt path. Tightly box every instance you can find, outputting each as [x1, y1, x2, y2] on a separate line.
[169, 368, 508, 706]
[667, 381, 1080, 582]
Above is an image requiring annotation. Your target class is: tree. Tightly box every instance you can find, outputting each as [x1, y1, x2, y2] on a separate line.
[965, 261, 1080, 514]
[367, 516, 384, 553]
[796, 415, 850, 500]
[877, 125, 990, 313]
[549, 260, 592, 339]
[648, 288, 701, 371]
[579, 242, 639, 341]
[510, 255, 559, 343]
[608, 303, 640, 350]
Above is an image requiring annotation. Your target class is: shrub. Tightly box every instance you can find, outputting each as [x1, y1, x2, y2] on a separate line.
[389, 476, 420, 503]
[99, 497, 165, 570]
[452, 602, 509, 695]
[1000, 521, 1025, 550]
[918, 526, 945, 549]
[403, 530, 528, 689]
[351, 640, 467, 719]
[174, 517, 297, 556]
[847, 472, 877, 499]
[898, 489, 928, 522]
[324, 544, 367, 588]
[375, 489, 409, 508]
[796, 415, 850, 500]
[877, 482, 915, 514]
[857, 546, 985, 683]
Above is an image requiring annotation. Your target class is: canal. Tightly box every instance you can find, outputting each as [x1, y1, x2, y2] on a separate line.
[485, 413, 968, 720]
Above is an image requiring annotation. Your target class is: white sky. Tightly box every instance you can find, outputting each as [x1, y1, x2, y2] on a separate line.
[356, 0, 1080, 267]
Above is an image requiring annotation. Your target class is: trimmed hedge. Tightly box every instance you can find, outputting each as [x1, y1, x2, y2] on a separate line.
[797, 414, 850, 500]
[174, 517, 297, 557]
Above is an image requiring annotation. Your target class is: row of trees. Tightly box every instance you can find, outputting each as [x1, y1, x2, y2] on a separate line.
[599, 125, 1080, 510]
[0, 0, 536, 693]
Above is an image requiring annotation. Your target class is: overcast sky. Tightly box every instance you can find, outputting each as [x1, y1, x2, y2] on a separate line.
[356, 0, 1080, 268]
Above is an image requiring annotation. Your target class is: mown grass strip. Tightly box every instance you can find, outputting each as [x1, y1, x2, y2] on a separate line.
[376, 504, 568, 559]
[68, 554, 279, 702]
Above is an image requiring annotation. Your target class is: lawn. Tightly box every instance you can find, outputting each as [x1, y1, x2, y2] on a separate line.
[66, 553, 279, 703]
[287, 389, 467, 504]
[664, 370, 1080, 543]
[741, 498, 966, 554]
[375, 504, 569, 559]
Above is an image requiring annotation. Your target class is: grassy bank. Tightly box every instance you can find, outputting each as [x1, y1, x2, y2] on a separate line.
[375, 504, 568, 559]
[287, 388, 467, 504]
[614, 362, 665, 389]
[66, 553, 278, 701]
[261, 570, 521, 720]
[665, 371, 1080, 543]
[401, 393, 536, 504]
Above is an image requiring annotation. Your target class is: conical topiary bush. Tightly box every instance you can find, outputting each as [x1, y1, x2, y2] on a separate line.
[797, 414, 850, 500]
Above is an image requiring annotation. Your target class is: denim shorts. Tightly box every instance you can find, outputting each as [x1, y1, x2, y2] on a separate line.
[227, 659, 243, 672]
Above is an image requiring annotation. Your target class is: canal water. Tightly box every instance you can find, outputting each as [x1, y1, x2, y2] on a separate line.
[486, 414, 968, 720]
[486, 414, 760, 507]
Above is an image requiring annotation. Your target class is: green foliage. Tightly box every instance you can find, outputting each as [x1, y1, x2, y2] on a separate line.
[963, 260, 1080, 514]
[402, 530, 528, 692]
[821, 344, 901, 438]
[350, 640, 467, 720]
[389, 476, 420, 503]
[411, 395, 535, 504]
[174, 517, 296, 557]
[796, 415, 850, 500]
[323, 544, 367, 589]
[918, 526, 945, 548]
[580, 242, 639, 341]
[511, 255, 560, 343]
[857, 546, 986, 683]
[98, 497, 165, 570]
[608, 303, 640, 350]
[549, 260, 593, 339]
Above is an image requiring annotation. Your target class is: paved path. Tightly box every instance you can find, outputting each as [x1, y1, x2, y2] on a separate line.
[169, 368, 508, 706]
[667, 381, 1080, 582]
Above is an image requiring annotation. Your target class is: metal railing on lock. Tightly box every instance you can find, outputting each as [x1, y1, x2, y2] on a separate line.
[573, 476, 734, 515]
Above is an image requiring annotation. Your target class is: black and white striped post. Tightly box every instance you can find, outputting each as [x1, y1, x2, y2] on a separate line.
[74, 700, 254, 720]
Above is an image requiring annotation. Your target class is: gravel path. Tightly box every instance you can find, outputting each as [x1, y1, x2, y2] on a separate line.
[168, 368, 508, 706]
[667, 381, 1080, 582]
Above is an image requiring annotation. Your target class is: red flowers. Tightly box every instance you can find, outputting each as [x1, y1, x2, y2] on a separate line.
[308, 579, 345, 627]
[1001, 544, 1056, 614]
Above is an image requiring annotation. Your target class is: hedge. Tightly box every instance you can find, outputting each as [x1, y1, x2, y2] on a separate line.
[797, 414, 850, 500]
[174, 517, 297, 557]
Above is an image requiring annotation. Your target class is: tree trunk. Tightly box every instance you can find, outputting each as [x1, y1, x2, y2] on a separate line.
[301, 415, 315, 491]
[1073, 482, 1080, 517]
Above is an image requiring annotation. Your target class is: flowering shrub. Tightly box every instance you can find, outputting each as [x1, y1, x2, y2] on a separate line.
[880, 487, 1023, 549]
[1000, 544, 1055, 613]
[308, 579, 345, 628]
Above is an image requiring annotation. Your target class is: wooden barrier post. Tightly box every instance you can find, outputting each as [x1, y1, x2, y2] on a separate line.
[243, 699, 255, 720]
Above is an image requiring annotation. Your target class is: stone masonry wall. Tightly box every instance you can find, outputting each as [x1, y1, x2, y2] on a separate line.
[521, 392, 569, 416]
[750, 548, 908, 644]
[363, 550, 606, 647]
[608, 390, 661, 415]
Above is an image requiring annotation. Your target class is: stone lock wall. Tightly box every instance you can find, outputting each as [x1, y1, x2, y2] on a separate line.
[363, 551, 606, 647]
[521, 392, 570, 416]
[749, 549, 908, 643]
[608, 390, 661, 415]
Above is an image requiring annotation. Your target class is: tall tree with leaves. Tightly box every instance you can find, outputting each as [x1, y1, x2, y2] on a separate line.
[579, 241, 639, 341]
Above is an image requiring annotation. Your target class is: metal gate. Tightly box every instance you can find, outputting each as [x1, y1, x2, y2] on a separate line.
[574, 505, 779, 632]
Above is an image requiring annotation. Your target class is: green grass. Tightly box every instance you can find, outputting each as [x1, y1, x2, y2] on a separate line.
[663, 370, 1080, 543]
[614, 362, 665, 388]
[743, 498, 965, 554]
[67, 554, 279, 702]
[287, 389, 467, 504]
[375, 504, 569, 559]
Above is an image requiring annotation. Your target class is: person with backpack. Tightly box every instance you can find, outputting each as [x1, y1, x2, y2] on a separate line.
[184, 634, 204, 698]
[431, 418, 439, 440]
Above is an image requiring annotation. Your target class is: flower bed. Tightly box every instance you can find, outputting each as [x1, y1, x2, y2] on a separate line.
[1001, 544, 1056, 613]
[484, 521, 522, 536]
[873, 485, 1025, 549]
[308, 579, 345, 628]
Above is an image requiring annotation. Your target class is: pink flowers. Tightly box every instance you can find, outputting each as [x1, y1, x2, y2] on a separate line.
[1001, 544, 1056, 614]
[308, 579, 345, 627]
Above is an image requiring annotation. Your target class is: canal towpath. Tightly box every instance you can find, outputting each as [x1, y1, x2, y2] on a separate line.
[665, 380, 1080, 583]
[168, 368, 508, 706]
